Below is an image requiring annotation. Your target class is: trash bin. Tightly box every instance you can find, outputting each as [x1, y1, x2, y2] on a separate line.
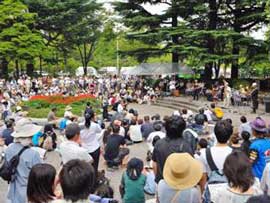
[264, 96, 270, 113]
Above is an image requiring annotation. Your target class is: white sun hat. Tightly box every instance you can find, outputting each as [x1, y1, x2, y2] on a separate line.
[12, 123, 42, 138]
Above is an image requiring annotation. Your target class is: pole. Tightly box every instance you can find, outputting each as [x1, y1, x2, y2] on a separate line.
[117, 38, 119, 75]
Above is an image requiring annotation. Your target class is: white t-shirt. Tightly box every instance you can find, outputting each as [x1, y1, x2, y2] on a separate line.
[204, 109, 213, 122]
[80, 122, 102, 153]
[129, 125, 143, 142]
[59, 141, 93, 164]
[147, 131, 166, 152]
[196, 146, 232, 175]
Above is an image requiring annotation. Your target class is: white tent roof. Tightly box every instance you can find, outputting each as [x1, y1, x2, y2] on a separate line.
[76, 67, 98, 76]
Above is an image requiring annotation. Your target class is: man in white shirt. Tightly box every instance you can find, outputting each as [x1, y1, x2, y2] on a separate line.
[59, 123, 93, 164]
[147, 123, 166, 152]
[196, 120, 233, 190]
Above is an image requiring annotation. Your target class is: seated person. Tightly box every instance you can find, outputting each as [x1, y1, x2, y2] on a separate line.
[104, 125, 129, 168]
[128, 119, 143, 143]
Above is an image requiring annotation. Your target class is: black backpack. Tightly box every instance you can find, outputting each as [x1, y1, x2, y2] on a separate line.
[0, 146, 29, 182]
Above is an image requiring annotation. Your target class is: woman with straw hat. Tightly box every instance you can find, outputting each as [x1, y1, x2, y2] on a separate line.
[157, 153, 203, 203]
[5, 123, 42, 203]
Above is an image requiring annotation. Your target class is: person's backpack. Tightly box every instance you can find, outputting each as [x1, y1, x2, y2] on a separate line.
[0, 146, 28, 182]
[203, 148, 227, 203]
[59, 118, 68, 130]
[182, 129, 198, 154]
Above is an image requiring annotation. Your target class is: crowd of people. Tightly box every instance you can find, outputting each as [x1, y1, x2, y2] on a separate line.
[0, 73, 268, 203]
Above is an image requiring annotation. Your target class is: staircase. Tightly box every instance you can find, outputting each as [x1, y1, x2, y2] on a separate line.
[154, 97, 200, 112]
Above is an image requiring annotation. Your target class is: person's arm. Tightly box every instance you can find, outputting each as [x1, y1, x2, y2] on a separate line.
[152, 161, 158, 176]
[199, 173, 207, 193]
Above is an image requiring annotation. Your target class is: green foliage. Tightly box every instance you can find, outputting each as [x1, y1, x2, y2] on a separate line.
[22, 98, 101, 118]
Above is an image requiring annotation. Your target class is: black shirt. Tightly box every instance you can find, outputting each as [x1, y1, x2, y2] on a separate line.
[104, 134, 125, 161]
[152, 137, 193, 183]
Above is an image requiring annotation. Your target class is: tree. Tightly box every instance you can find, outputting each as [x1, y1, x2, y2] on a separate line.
[0, 0, 44, 78]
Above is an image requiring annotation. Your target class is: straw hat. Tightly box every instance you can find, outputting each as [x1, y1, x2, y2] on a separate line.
[163, 153, 203, 190]
[65, 105, 72, 111]
[12, 123, 42, 138]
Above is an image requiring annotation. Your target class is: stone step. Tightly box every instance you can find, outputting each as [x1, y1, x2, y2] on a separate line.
[158, 98, 200, 108]
[154, 100, 199, 112]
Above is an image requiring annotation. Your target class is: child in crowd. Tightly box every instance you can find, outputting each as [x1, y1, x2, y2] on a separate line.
[241, 131, 251, 156]
[119, 158, 146, 203]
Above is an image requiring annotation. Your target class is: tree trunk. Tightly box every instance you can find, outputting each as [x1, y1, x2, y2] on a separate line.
[204, 0, 218, 81]
[231, 43, 239, 78]
[171, 2, 179, 72]
[231, 1, 241, 79]
[26, 63, 34, 77]
[1, 58, 9, 79]
[39, 56, 43, 76]
[15, 59, 19, 79]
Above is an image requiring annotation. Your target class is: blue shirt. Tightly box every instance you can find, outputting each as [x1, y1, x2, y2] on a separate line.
[249, 138, 270, 179]
[2, 128, 14, 146]
[5, 143, 41, 203]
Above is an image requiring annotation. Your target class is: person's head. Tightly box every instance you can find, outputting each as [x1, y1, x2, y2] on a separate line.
[126, 158, 144, 180]
[144, 116, 150, 122]
[151, 114, 160, 121]
[112, 124, 120, 134]
[246, 195, 270, 203]
[199, 108, 204, 114]
[44, 124, 53, 133]
[251, 117, 267, 138]
[195, 114, 205, 125]
[59, 159, 95, 202]
[65, 123, 81, 142]
[241, 131, 251, 141]
[5, 119, 14, 129]
[210, 103, 215, 109]
[152, 136, 161, 147]
[86, 102, 91, 108]
[165, 115, 186, 139]
[230, 133, 240, 145]
[214, 120, 233, 144]
[198, 138, 208, 149]
[51, 107, 57, 112]
[27, 164, 56, 203]
[240, 116, 247, 124]
[223, 151, 254, 193]
[153, 123, 162, 131]
[182, 109, 187, 115]
[138, 118, 143, 125]
[84, 111, 94, 129]
[130, 119, 137, 126]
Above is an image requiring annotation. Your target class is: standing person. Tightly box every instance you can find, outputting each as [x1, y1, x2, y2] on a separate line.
[59, 123, 93, 164]
[250, 83, 259, 113]
[5, 123, 42, 203]
[152, 115, 193, 183]
[80, 113, 102, 173]
[47, 107, 58, 126]
[215, 151, 262, 203]
[249, 117, 270, 180]
[120, 158, 146, 203]
[223, 81, 232, 108]
[157, 153, 203, 203]
[27, 164, 57, 203]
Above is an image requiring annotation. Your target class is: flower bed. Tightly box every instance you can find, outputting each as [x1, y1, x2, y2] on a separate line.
[22, 94, 100, 118]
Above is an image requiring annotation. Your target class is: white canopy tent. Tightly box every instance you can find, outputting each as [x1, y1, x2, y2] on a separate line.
[76, 67, 98, 77]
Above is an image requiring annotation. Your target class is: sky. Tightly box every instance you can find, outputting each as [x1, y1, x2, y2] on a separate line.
[99, 0, 266, 40]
